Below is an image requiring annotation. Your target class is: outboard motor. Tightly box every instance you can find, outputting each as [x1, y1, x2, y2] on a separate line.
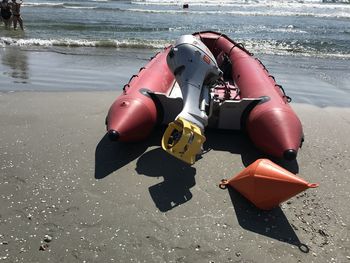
[162, 35, 222, 164]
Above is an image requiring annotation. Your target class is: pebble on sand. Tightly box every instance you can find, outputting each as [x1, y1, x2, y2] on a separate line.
[44, 235, 53, 243]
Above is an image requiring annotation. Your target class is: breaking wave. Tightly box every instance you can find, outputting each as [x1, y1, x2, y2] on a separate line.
[0, 37, 169, 49]
[1, 37, 349, 59]
[23, 2, 65, 7]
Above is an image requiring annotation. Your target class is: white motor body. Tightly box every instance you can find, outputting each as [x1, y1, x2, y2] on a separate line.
[166, 35, 222, 130]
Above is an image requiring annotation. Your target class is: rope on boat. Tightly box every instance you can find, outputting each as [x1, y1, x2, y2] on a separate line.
[123, 49, 164, 94]
[197, 32, 203, 42]
[227, 42, 254, 57]
[216, 79, 240, 101]
[193, 31, 254, 57]
[128, 74, 139, 83]
[123, 74, 139, 93]
[255, 58, 269, 73]
[275, 84, 292, 103]
[254, 58, 292, 104]
[228, 44, 238, 57]
[122, 84, 130, 93]
[193, 32, 293, 104]
[236, 42, 254, 56]
[213, 33, 224, 54]
[150, 51, 160, 60]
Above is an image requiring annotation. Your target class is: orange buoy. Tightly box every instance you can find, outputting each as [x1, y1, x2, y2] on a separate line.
[219, 159, 318, 210]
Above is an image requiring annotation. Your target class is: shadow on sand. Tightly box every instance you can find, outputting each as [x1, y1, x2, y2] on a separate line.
[95, 127, 299, 179]
[205, 130, 306, 250]
[136, 148, 196, 212]
[204, 128, 299, 174]
[227, 188, 309, 253]
[95, 128, 196, 212]
[94, 127, 306, 249]
[94, 133, 150, 179]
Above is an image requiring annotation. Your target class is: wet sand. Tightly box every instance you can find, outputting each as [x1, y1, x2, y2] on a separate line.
[1, 47, 350, 107]
[0, 91, 350, 263]
[0, 47, 155, 92]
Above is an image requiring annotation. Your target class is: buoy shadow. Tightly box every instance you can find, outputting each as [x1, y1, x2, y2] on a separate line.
[227, 187, 309, 253]
[136, 147, 196, 212]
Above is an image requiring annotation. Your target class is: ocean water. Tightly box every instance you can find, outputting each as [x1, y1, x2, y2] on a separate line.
[0, 0, 350, 107]
[0, 0, 350, 58]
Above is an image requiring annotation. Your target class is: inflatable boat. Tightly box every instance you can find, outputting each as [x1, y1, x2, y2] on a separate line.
[106, 31, 303, 164]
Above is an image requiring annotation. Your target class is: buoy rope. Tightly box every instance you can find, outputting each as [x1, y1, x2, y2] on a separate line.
[219, 179, 228, 189]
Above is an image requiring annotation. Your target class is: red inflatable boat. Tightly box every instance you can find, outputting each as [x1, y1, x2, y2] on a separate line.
[106, 47, 175, 142]
[106, 31, 303, 161]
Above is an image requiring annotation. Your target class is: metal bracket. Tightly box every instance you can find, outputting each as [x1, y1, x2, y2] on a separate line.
[208, 98, 262, 130]
[148, 83, 183, 125]
[149, 83, 262, 131]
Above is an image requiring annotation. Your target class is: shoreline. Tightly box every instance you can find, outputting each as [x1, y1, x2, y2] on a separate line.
[0, 91, 349, 262]
[1, 46, 350, 108]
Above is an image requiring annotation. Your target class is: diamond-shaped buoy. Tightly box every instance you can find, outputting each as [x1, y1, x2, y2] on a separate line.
[219, 159, 318, 210]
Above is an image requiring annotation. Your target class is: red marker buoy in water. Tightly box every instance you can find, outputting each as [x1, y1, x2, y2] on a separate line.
[219, 159, 319, 210]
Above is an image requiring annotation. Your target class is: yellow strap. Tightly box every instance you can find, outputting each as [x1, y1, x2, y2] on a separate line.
[162, 117, 206, 165]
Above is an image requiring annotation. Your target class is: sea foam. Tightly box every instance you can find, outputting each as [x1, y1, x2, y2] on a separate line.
[1, 37, 349, 59]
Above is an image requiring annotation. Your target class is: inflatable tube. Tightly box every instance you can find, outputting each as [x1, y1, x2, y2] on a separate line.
[193, 31, 303, 160]
[106, 47, 176, 142]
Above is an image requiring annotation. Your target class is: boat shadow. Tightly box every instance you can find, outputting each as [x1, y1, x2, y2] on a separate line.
[204, 129, 299, 174]
[135, 147, 196, 212]
[227, 187, 309, 253]
[95, 127, 299, 180]
[94, 127, 305, 248]
[94, 133, 151, 180]
[95, 128, 196, 212]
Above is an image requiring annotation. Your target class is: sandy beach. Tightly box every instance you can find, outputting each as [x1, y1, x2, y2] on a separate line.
[0, 89, 349, 262]
[1, 0, 350, 261]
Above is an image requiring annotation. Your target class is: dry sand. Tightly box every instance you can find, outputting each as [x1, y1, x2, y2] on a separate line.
[0, 91, 350, 262]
